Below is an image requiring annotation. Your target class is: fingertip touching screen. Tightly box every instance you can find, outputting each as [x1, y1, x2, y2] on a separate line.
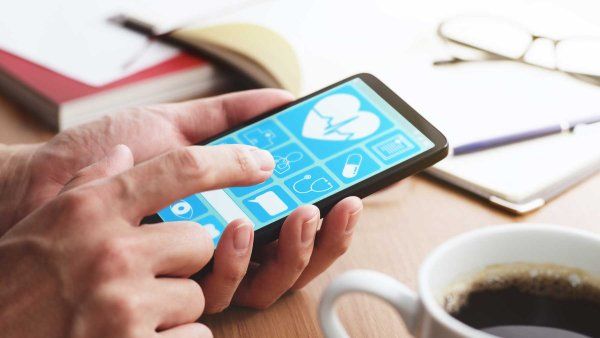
[157, 78, 434, 245]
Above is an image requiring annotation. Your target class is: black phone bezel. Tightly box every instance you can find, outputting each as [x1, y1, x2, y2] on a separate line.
[142, 73, 448, 246]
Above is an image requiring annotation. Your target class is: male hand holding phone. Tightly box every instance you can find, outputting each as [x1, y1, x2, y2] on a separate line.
[0, 89, 362, 338]
[0, 74, 446, 338]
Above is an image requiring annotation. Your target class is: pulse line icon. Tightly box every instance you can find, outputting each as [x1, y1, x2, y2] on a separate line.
[302, 93, 380, 142]
[314, 107, 361, 139]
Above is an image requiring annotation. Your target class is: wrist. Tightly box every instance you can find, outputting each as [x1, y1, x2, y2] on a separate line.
[0, 144, 40, 234]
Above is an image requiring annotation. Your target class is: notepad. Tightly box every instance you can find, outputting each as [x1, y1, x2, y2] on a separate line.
[429, 124, 600, 213]
[391, 58, 600, 149]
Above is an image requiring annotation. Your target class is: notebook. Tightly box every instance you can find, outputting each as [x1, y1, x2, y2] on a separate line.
[429, 125, 600, 213]
[0, 0, 264, 130]
[0, 50, 227, 130]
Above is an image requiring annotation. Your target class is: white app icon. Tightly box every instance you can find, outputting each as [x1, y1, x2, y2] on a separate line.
[274, 151, 303, 175]
[202, 223, 221, 239]
[292, 174, 333, 194]
[302, 94, 380, 141]
[372, 134, 413, 160]
[249, 190, 288, 216]
[170, 200, 194, 219]
[241, 128, 276, 148]
[342, 153, 363, 178]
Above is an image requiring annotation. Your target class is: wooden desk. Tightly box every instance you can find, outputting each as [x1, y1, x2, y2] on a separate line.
[1, 95, 599, 337]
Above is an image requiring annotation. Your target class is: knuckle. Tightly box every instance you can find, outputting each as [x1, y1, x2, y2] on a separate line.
[94, 237, 138, 279]
[105, 174, 134, 202]
[55, 189, 102, 219]
[75, 293, 147, 338]
[173, 147, 208, 177]
[290, 255, 311, 274]
[231, 146, 255, 173]
[221, 269, 245, 286]
[90, 287, 144, 332]
[107, 295, 143, 329]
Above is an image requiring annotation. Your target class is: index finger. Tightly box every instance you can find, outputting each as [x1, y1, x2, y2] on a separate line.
[100, 144, 274, 222]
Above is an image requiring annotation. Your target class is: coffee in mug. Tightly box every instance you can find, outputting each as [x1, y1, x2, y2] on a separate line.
[443, 263, 600, 338]
[319, 224, 600, 338]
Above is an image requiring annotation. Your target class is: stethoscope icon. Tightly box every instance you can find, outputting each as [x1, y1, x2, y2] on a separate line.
[292, 174, 333, 194]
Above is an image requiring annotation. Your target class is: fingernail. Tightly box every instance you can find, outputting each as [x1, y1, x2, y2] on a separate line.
[249, 147, 274, 171]
[345, 207, 362, 234]
[301, 211, 319, 244]
[234, 223, 252, 251]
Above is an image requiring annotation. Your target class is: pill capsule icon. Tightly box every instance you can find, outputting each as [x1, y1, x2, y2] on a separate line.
[342, 153, 363, 178]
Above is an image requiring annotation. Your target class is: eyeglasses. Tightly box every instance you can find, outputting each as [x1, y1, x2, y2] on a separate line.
[435, 16, 600, 85]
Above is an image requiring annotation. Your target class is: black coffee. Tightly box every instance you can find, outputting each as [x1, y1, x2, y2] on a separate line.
[443, 263, 600, 338]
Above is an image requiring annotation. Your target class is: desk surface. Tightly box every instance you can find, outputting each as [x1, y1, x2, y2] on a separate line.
[2, 95, 599, 337]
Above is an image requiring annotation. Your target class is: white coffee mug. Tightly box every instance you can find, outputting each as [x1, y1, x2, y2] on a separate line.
[319, 224, 600, 338]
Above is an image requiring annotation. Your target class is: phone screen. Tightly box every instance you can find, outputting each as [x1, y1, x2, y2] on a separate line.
[157, 78, 434, 244]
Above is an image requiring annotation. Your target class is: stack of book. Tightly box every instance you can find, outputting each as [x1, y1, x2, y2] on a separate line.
[0, 50, 228, 130]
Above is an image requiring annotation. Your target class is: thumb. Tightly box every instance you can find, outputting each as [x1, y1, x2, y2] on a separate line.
[60, 144, 134, 193]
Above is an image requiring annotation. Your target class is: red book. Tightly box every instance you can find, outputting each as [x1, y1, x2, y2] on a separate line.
[0, 49, 226, 130]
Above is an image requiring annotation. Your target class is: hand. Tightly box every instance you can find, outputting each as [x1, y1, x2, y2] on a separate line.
[0, 89, 294, 234]
[0, 88, 363, 313]
[196, 196, 362, 312]
[0, 142, 274, 338]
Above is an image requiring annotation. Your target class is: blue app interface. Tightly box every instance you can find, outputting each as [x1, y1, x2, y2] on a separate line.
[158, 78, 434, 245]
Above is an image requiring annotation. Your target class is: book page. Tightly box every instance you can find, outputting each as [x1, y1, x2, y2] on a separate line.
[0, 0, 256, 86]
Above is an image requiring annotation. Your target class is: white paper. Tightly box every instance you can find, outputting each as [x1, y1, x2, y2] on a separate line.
[0, 0, 256, 86]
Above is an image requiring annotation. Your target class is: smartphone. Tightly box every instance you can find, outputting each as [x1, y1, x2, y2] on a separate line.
[143, 74, 448, 246]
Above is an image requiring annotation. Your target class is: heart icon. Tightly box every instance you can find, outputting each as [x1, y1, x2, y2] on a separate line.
[302, 94, 380, 141]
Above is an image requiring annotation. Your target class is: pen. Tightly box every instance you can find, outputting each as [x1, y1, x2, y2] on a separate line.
[452, 114, 600, 156]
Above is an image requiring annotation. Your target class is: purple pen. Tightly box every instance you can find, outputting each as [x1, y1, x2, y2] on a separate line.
[453, 114, 600, 156]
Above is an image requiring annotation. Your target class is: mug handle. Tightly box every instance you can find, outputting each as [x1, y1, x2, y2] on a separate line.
[319, 270, 421, 338]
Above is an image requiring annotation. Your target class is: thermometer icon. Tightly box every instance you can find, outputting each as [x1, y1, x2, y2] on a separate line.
[342, 153, 363, 178]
